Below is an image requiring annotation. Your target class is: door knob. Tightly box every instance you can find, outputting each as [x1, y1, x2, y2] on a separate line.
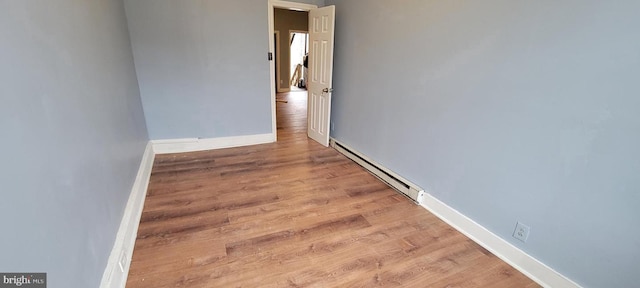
[322, 88, 333, 93]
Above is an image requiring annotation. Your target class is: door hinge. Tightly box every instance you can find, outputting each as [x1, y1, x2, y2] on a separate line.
[268, 52, 273, 61]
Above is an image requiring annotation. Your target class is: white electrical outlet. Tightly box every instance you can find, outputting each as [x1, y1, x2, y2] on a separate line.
[416, 191, 426, 205]
[118, 250, 127, 272]
[513, 222, 530, 242]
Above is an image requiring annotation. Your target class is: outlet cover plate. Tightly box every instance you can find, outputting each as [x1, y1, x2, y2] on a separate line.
[513, 222, 530, 243]
[118, 250, 127, 272]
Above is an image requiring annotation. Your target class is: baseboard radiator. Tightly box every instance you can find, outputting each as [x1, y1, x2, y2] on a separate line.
[330, 139, 425, 204]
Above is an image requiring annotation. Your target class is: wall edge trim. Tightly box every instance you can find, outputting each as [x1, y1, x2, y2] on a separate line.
[151, 133, 275, 154]
[328, 137, 580, 288]
[420, 195, 582, 288]
[100, 141, 155, 288]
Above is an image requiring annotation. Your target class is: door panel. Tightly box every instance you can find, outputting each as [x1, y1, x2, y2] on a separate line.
[307, 5, 335, 147]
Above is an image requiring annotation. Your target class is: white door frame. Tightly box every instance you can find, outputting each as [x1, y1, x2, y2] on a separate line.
[274, 30, 287, 93]
[268, 0, 318, 141]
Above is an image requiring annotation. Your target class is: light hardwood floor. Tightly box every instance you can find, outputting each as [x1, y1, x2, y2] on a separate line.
[126, 91, 539, 287]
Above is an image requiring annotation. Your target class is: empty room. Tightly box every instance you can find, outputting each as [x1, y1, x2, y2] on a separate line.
[1, 0, 638, 287]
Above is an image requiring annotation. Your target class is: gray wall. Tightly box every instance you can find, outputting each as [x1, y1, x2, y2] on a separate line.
[326, 0, 640, 287]
[0, 1, 148, 288]
[292, 0, 324, 6]
[125, 0, 273, 140]
[275, 8, 309, 91]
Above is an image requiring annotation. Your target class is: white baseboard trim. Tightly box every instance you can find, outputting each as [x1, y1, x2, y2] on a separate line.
[420, 195, 581, 288]
[100, 142, 155, 288]
[329, 138, 579, 287]
[103, 137, 579, 288]
[151, 133, 275, 154]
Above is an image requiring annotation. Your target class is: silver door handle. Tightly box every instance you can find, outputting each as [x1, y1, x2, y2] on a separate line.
[322, 88, 333, 93]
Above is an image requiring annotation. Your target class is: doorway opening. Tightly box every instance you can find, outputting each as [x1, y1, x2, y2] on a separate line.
[270, 2, 315, 142]
[289, 31, 308, 91]
[269, 1, 335, 147]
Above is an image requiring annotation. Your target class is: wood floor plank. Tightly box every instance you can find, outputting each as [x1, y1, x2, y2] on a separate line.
[126, 91, 539, 287]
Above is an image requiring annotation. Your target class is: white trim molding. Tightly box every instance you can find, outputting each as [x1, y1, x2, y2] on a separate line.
[100, 142, 155, 288]
[420, 195, 581, 288]
[329, 137, 580, 288]
[271, 0, 317, 10]
[152, 133, 274, 154]
[274, 30, 284, 93]
[100, 133, 275, 287]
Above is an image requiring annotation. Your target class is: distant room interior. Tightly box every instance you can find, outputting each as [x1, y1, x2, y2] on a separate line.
[289, 31, 308, 90]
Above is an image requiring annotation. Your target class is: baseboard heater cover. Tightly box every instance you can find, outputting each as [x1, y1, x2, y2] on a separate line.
[330, 139, 425, 204]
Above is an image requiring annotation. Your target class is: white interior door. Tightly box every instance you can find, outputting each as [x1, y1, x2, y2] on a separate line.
[307, 5, 335, 147]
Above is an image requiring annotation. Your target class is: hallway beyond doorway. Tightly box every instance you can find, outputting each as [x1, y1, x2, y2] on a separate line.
[276, 90, 307, 138]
